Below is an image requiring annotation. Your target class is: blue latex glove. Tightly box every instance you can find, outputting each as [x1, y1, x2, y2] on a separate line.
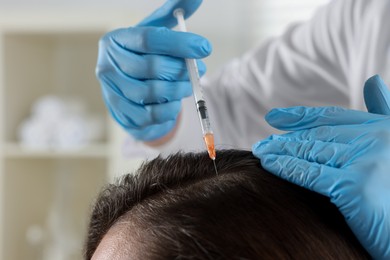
[253, 75, 390, 259]
[96, 0, 212, 141]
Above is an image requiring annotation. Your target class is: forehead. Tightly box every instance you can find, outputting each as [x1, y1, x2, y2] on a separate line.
[91, 222, 138, 260]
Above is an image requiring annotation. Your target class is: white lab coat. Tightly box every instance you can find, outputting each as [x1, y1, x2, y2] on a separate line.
[129, 0, 390, 157]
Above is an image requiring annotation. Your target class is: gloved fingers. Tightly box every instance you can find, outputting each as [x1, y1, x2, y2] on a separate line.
[101, 76, 193, 105]
[264, 125, 369, 144]
[127, 120, 178, 141]
[265, 106, 387, 131]
[104, 87, 182, 128]
[120, 101, 181, 128]
[364, 74, 390, 115]
[102, 27, 211, 58]
[253, 139, 354, 168]
[254, 153, 343, 197]
[128, 80, 193, 105]
[100, 40, 206, 81]
[137, 0, 203, 28]
[144, 101, 182, 126]
[98, 66, 193, 104]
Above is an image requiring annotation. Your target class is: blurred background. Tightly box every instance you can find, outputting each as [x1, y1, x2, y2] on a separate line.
[0, 0, 328, 259]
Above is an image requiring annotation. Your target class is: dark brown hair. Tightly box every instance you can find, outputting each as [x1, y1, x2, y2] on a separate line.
[85, 150, 369, 259]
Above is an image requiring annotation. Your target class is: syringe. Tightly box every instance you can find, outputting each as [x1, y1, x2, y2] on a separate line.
[173, 8, 218, 174]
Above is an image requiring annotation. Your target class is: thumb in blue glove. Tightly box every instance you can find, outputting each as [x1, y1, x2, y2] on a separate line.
[96, 0, 212, 142]
[364, 74, 390, 115]
[137, 0, 203, 28]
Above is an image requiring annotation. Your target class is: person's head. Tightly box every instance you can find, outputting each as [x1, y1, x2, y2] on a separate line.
[85, 150, 369, 260]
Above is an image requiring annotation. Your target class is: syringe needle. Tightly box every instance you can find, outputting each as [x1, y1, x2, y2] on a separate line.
[212, 159, 218, 175]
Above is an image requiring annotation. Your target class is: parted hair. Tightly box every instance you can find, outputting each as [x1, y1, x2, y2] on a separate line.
[85, 150, 369, 259]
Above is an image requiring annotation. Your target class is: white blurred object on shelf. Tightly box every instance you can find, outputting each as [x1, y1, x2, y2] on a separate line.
[25, 225, 45, 260]
[18, 95, 105, 150]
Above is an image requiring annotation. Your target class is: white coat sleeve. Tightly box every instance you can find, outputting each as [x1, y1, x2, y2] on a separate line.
[153, 0, 390, 154]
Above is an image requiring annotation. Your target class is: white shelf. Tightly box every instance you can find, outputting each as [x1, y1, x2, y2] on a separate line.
[4, 143, 109, 159]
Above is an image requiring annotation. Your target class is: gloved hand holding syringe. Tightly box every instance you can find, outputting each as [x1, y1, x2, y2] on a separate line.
[174, 8, 218, 174]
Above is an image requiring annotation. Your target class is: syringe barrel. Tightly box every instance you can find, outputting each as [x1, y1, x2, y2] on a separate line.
[197, 100, 212, 134]
[185, 59, 204, 101]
